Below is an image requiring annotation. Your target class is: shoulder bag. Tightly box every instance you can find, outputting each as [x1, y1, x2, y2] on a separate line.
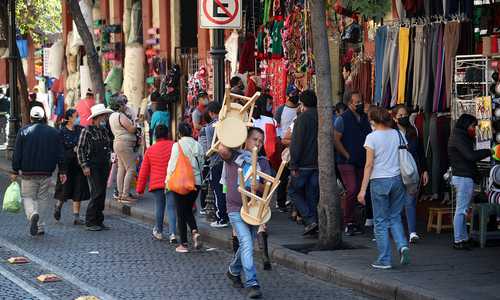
[396, 130, 420, 195]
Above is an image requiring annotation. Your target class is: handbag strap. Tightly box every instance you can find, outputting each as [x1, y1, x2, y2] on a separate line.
[396, 129, 408, 150]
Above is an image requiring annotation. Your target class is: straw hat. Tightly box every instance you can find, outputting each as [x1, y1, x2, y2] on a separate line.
[87, 104, 113, 121]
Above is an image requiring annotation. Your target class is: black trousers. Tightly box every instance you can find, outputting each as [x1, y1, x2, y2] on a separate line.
[174, 188, 199, 244]
[86, 164, 111, 227]
[277, 167, 290, 208]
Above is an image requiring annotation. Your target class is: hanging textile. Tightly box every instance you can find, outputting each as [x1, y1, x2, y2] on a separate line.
[268, 59, 287, 109]
[271, 19, 284, 58]
[225, 31, 239, 76]
[397, 27, 410, 105]
[239, 34, 256, 74]
[374, 26, 387, 105]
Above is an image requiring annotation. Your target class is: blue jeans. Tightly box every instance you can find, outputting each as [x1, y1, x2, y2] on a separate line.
[451, 176, 474, 242]
[228, 212, 258, 288]
[152, 190, 176, 235]
[404, 194, 417, 234]
[370, 176, 408, 266]
[289, 169, 319, 225]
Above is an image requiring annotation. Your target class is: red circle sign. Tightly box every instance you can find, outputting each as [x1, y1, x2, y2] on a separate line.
[203, 0, 239, 25]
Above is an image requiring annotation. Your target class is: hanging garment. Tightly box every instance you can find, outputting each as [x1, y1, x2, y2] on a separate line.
[389, 27, 400, 107]
[271, 20, 284, 58]
[381, 26, 399, 107]
[239, 34, 256, 74]
[432, 24, 444, 113]
[374, 26, 388, 105]
[443, 21, 461, 110]
[397, 27, 410, 105]
[225, 31, 239, 76]
[263, 0, 272, 24]
[404, 26, 416, 108]
[268, 59, 287, 108]
[412, 25, 425, 108]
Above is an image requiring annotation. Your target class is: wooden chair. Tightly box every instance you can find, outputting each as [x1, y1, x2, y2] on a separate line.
[206, 89, 260, 156]
[239, 147, 288, 225]
[427, 207, 454, 234]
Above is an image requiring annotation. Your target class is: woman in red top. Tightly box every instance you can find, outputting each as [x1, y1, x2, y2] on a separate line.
[136, 125, 177, 243]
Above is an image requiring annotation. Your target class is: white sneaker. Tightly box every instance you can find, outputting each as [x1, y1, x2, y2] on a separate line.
[409, 232, 420, 243]
[210, 221, 229, 228]
[364, 219, 373, 227]
[152, 229, 163, 240]
[169, 234, 178, 244]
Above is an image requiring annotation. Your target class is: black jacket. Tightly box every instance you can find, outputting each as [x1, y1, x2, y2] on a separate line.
[290, 108, 318, 170]
[448, 128, 490, 180]
[12, 123, 65, 176]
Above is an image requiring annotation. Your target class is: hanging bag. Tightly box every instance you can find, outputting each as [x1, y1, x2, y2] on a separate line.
[168, 143, 196, 195]
[396, 130, 420, 195]
[2, 181, 22, 213]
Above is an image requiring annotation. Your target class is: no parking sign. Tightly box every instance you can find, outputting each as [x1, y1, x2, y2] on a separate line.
[200, 0, 242, 29]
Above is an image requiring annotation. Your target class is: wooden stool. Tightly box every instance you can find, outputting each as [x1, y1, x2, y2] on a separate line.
[427, 207, 454, 234]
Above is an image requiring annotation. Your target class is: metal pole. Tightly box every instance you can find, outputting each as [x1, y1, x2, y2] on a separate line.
[210, 29, 226, 103]
[6, 0, 19, 158]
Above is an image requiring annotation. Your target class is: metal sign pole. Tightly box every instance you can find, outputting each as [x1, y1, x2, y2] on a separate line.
[211, 29, 226, 104]
[6, 0, 19, 159]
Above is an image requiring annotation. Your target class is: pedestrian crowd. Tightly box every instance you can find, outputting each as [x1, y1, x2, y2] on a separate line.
[8, 72, 490, 299]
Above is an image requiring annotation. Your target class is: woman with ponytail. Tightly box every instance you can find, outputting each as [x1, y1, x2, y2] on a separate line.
[53, 109, 90, 225]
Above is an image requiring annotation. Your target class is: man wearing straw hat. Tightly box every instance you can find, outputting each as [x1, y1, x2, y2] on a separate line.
[77, 104, 113, 231]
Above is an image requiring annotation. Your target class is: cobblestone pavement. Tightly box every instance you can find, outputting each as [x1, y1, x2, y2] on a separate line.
[0, 174, 372, 300]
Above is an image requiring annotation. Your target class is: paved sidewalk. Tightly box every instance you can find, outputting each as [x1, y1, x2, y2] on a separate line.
[1, 152, 499, 300]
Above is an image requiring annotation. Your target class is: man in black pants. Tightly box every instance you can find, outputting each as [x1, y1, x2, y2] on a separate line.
[77, 104, 113, 231]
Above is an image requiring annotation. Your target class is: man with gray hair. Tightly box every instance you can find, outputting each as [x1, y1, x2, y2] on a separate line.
[12, 106, 66, 236]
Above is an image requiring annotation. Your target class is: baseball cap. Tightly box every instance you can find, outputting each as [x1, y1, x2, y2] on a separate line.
[30, 106, 45, 119]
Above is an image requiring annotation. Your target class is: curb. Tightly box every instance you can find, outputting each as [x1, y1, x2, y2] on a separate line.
[106, 199, 439, 300]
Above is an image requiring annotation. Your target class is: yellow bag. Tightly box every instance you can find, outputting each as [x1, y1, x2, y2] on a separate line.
[168, 144, 196, 195]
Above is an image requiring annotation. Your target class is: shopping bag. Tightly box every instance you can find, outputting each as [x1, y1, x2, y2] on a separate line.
[396, 130, 419, 195]
[264, 122, 282, 170]
[167, 144, 196, 195]
[2, 181, 22, 213]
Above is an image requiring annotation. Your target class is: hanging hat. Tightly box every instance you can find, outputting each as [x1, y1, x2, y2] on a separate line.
[87, 104, 113, 121]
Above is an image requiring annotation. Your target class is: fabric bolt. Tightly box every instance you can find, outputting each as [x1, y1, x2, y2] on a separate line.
[443, 21, 461, 111]
[404, 26, 416, 107]
[398, 27, 410, 105]
[491, 36, 498, 54]
[432, 24, 444, 113]
[374, 26, 388, 105]
[483, 36, 492, 56]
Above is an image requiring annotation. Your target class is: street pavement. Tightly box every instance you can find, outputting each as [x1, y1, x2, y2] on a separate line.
[0, 173, 371, 300]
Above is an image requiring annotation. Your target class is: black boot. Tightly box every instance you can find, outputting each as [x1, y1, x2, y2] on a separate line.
[232, 235, 240, 254]
[257, 232, 271, 270]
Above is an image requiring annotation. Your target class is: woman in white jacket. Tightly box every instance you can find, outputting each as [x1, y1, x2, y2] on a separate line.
[166, 122, 205, 253]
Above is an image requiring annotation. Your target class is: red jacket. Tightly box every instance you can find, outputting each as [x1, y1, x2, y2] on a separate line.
[136, 139, 174, 193]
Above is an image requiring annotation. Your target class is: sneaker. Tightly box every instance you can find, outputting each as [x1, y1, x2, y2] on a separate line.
[99, 224, 111, 231]
[152, 229, 163, 240]
[211, 221, 229, 228]
[169, 234, 178, 244]
[86, 225, 103, 231]
[29, 214, 39, 236]
[192, 232, 202, 249]
[371, 262, 392, 269]
[199, 209, 207, 215]
[73, 219, 85, 226]
[303, 222, 318, 236]
[175, 245, 189, 253]
[54, 203, 62, 221]
[409, 232, 420, 243]
[119, 196, 136, 204]
[37, 230, 45, 236]
[400, 246, 410, 265]
[113, 191, 120, 200]
[278, 206, 288, 213]
[226, 271, 243, 288]
[344, 224, 356, 236]
[453, 241, 471, 250]
[247, 286, 263, 299]
[364, 218, 374, 227]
